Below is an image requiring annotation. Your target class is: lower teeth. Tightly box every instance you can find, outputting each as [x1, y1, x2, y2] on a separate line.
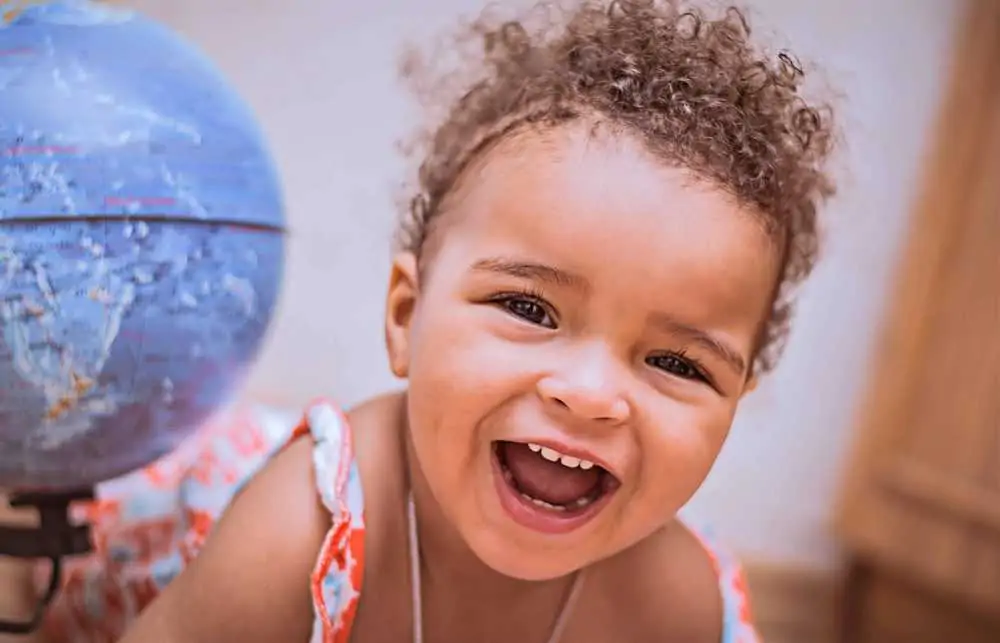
[519, 493, 594, 512]
[501, 460, 596, 512]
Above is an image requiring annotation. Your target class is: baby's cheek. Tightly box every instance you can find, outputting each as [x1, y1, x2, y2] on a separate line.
[638, 410, 731, 506]
[413, 310, 533, 405]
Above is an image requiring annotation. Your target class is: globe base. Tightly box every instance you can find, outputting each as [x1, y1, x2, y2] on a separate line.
[0, 488, 94, 635]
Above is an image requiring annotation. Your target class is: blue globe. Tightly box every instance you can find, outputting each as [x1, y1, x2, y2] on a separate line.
[0, 0, 285, 489]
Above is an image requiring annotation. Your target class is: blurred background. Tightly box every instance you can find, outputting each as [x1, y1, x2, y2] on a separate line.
[118, 0, 999, 640]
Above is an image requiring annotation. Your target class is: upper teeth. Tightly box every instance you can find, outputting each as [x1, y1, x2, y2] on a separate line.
[528, 443, 595, 470]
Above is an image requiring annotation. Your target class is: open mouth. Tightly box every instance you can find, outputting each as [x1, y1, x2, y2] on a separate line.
[491, 440, 621, 534]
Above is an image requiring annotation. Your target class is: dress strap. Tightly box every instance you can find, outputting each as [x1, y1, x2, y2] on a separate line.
[293, 400, 357, 517]
[295, 400, 366, 643]
[688, 526, 760, 643]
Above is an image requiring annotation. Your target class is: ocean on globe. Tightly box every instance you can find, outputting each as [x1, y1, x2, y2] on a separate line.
[0, 0, 286, 489]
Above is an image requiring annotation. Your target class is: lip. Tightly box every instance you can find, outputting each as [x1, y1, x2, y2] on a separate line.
[501, 437, 621, 482]
[490, 446, 616, 535]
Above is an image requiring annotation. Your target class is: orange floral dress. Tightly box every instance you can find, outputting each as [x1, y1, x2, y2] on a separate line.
[38, 400, 758, 643]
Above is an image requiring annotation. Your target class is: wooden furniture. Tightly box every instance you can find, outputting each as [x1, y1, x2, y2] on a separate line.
[835, 1, 1000, 641]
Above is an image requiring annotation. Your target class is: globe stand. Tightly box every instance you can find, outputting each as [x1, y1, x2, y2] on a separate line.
[0, 489, 95, 635]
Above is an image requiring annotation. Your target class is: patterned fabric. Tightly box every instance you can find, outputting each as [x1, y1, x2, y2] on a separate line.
[692, 528, 761, 643]
[297, 402, 366, 643]
[38, 400, 367, 643]
[39, 400, 756, 642]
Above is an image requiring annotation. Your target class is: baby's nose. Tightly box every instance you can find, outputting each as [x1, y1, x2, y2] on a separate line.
[536, 347, 631, 424]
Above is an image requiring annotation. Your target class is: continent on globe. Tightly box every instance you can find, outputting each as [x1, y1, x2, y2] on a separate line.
[0, 0, 286, 490]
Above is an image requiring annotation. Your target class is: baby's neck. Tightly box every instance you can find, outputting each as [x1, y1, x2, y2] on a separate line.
[405, 439, 543, 598]
[401, 417, 576, 611]
[406, 446, 581, 642]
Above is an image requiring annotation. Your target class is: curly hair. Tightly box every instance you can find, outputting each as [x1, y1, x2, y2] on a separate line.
[397, 0, 837, 375]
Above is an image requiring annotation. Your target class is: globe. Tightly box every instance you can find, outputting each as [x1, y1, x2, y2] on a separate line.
[0, 0, 286, 490]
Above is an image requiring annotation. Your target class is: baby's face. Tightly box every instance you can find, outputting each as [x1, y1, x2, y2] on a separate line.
[387, 124, 779, 580]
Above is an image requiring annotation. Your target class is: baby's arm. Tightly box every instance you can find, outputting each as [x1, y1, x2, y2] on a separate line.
[118, 436, 329, 643]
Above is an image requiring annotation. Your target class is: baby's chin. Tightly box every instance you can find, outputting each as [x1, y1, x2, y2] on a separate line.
[460, 525, 609, 582]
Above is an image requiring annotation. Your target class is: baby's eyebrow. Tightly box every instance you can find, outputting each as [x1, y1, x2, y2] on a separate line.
[470, 257, 588, 290]
[649, 312, 748, 377]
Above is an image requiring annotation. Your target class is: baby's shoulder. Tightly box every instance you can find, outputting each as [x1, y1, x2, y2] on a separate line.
[595, 520, 758, 643]
[343, 391, 410, 538]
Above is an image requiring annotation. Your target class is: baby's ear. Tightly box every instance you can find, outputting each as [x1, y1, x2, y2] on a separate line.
[384, 252, 420, 378]
[741, 372, 759, 397]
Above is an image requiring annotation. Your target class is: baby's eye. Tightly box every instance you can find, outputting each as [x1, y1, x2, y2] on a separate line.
[646, 353, 707, 383]
[496, 295, 556, 328]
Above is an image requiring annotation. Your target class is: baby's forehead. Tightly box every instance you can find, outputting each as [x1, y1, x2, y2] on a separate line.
[450, 123, 759, 220]
[450, 126, 753, 233]
[435, 128, 777, 296]
[418, 123, 778, 294]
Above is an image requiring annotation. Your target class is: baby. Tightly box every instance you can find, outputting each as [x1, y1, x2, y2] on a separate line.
[15, 1, 837, 641]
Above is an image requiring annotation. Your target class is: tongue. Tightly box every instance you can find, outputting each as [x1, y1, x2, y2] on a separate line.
[500, 442, 601, 506]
